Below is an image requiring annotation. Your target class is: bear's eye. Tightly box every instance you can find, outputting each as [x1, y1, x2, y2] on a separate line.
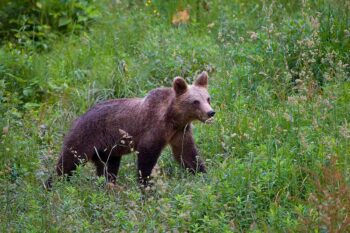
[193, 100, 200, 105]
[207, 98, 211, 104]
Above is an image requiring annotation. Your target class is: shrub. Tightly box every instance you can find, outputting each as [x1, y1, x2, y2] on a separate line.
[0, 0, 99, 49]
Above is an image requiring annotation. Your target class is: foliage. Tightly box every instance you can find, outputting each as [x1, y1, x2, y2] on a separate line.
[0, 0, 349, 232]
[0, 0, 99, 49]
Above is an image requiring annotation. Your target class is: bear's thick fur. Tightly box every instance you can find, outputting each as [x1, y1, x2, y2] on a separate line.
[48, 71, 215, 187]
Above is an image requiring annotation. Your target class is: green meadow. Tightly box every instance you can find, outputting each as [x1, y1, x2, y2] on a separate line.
[0, 0, 349, 232]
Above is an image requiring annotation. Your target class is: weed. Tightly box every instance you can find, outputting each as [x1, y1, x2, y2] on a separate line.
[299, 157, 350, 232]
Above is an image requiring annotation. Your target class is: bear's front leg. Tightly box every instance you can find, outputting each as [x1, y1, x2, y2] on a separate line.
[136, 141, 165, 186]
[170, 126, 206, 173]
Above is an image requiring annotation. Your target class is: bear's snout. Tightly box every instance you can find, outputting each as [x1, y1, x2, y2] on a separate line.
[207, 110, 216, 118]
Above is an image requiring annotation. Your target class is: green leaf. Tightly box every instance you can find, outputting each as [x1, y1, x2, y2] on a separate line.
[58, 17, 72, 27]
[77, 15, 88, 23]
[36, 2, 42, 9]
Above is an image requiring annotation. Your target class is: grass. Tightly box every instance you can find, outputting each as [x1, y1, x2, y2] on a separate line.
[0, 0, 350, 232]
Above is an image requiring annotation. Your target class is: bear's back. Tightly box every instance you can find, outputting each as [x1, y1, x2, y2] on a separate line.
[65, 88, 175, 148]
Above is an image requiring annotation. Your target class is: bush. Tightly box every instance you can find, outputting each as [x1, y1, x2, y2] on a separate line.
[0, 0, 99, 50]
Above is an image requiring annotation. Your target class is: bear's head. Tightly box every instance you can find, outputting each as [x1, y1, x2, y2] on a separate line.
[173, 71, 215, 124]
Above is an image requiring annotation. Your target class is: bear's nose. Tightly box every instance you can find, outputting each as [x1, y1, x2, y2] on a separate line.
[207, 111, 216, 117]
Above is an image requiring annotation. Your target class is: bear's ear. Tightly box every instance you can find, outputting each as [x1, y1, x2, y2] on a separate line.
[173, 77, 188, 96]
[194, 71, 208, 88]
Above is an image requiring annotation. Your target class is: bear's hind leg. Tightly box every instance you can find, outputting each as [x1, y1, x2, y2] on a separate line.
[56, 151, 84, 177]
[44, 151, 86, 190]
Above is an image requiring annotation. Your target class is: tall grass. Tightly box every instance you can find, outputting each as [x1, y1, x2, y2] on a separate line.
[1, 0, 349, 231]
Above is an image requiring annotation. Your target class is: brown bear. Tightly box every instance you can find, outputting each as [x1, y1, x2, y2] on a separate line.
[46, 71, 215, 188]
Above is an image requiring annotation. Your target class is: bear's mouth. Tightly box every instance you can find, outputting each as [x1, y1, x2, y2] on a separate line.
[204, 117, 215, 124]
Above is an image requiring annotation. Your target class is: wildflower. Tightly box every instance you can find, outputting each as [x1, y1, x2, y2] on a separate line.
[248, 31, 258, 41]
[323, 72, 331, 81]
[344, 29, 350, 38]
[287, 96, 307, 105]
[322, 99, 333, 109]
[283, 112, 293, 122]
[306, 39, 315, 48]
[339, 121, 350, 139]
